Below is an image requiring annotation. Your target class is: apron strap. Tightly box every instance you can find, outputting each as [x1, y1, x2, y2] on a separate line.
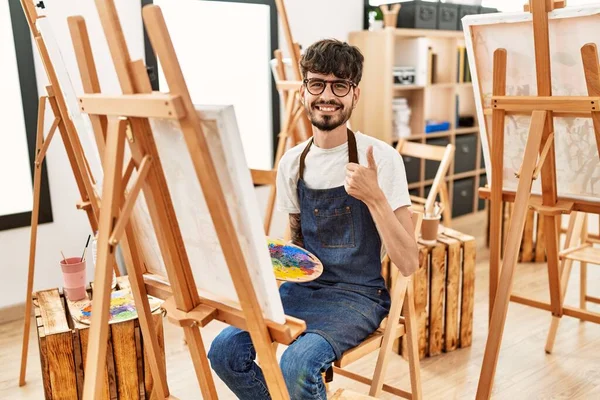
[299, 128, 358, 180]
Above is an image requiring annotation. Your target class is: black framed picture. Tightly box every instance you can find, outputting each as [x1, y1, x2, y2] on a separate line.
[142, 0, 280, 168]
[0, 0, 53, 231]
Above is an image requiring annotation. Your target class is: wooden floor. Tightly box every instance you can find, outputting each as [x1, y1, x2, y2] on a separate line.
[2, 211, 600, 399]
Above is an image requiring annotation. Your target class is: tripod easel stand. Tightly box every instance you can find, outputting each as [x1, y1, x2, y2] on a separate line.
[17, 0, 121, 386]
[475, 0, 600, 398]
[64, 1, 306, 398]
[259, 0, 312, 235]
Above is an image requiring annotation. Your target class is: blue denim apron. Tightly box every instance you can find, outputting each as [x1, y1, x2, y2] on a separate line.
[279, 129, 391, 359]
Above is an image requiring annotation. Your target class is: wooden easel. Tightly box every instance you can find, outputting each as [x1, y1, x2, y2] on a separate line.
[260, 0, 312, 234]
[17, 0, 121, 386]
[477, 0, 600, 397]
[66, 1, 305, 398]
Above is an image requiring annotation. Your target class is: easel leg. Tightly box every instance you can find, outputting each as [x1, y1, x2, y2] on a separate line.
[82, 118, 127, 400]
[476, 111, 546, 399]
[183, 327, 218, 399]
[489, 49, 507, 322]
[580, 262, 588, 311]
[19, 95, 47, 386]
[545, 211, 585, 353]
[120, 231, 170, 397]
[402, 281, 422, 400]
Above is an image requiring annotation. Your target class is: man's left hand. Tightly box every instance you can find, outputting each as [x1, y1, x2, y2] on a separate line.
[345, 146, 384, 205]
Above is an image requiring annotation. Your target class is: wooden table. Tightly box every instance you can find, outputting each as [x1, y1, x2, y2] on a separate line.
[34, 276, 165, 399]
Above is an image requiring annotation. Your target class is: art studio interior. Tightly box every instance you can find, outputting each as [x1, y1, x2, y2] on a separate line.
[2, 0, 600, 399]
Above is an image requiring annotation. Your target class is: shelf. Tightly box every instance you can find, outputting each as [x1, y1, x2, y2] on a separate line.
[427, 82, 455, 89]
[349, 28, 482, 219]
[455, 127, 479, 135]
[393, 28, 466, 39]
[394, 84, 425, 91]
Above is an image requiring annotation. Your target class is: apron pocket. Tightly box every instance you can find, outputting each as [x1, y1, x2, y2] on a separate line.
[314, 206, 355, 248]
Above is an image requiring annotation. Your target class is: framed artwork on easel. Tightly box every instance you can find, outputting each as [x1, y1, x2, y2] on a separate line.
[0, 0, 53, 231]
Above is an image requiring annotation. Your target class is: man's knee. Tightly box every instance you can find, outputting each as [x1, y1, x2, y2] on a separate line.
[279, 334, 334, 398]
[208, 327, 253, 374]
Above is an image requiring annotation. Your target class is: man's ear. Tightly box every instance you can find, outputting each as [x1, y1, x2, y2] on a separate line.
[353, 86, 361, 108]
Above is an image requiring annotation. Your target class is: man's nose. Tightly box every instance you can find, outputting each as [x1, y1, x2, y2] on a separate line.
[320, 83, 337, 100]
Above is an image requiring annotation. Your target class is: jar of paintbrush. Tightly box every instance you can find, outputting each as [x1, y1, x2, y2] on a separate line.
[421, 202, 444, 245]
[59, 235, 93, 301]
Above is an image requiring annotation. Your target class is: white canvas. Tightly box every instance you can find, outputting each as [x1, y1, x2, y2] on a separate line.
[462, 5, 600, 203]
[131, 105, 286, 324]
[37, 14, 285, 323]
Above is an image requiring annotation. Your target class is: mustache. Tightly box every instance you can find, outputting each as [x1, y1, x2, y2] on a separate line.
[311, 100, 343, 108]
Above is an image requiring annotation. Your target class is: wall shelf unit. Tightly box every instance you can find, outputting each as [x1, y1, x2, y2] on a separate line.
[349, 28, 485, 218]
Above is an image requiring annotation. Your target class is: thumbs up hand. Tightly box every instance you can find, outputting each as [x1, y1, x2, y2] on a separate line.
[345, 146, 384, 205]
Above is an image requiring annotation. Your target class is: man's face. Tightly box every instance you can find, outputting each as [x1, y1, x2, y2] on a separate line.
[301, 72, 360, 132]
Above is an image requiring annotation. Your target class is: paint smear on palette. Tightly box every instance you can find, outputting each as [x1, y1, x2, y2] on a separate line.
[75, 289, 163, 325]
[268, 238, 323, 282]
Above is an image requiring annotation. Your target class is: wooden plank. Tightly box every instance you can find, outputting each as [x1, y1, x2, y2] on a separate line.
[78, 304, 112, 400]
[79, 93, 186, 119]
[144, 313, 165, 399]
[489, 48, 507, 321]
[428, 242, 446, 356]
[46, 332, 78, 399]
[521, 209, 535, 262]
[111, 321, 140, 399]
[37, 289, 70, 335]
[414, 246, 429, 359]
[460, 237, 476, 348]
[442, 228, 476, 348]
[491, 95, 599, 112]
[438, 235, 460, 352]
[535, 213, 546, 262]
[37, 321, 53, 400]
[135, 323, 145, 399]
[73, 330, 85, 399]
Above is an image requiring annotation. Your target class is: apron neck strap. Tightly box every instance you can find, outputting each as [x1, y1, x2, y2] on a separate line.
[299, 128, 358, 180]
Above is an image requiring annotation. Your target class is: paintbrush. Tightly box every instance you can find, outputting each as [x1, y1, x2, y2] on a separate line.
[80, 234, 91, 262]
[61, 250, 68, 264]
[435, 202, 445, 218]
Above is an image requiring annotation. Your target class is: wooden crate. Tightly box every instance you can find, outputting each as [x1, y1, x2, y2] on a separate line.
[385, 227, 475, 359]
[34, 277, 165, 400]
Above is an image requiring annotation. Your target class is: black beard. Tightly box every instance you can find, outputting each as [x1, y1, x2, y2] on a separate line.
[307, 101, 352, 131]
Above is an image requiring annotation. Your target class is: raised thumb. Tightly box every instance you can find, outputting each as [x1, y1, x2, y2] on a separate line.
[366, 146, 376, 169]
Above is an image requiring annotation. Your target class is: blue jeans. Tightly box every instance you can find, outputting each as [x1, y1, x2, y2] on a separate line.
[208, 326, 336, 399]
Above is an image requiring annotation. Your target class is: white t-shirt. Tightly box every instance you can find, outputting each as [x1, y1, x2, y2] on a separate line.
[276, 131, 412, 214]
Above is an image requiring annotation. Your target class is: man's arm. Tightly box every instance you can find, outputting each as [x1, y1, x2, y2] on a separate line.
[289, 213, 304, 248]
[345, 146, 418, 276]
[368, 202, 418, 277]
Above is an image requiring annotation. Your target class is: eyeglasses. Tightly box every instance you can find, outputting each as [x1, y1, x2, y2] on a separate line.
[303, 78, 356, 97]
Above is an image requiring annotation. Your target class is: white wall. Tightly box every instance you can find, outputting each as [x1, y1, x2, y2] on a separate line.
[0, 0, 143, 310]
[277, 0, 364, 57]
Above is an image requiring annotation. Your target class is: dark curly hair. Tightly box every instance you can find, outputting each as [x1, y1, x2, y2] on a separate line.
[299, 39, 364, 85]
